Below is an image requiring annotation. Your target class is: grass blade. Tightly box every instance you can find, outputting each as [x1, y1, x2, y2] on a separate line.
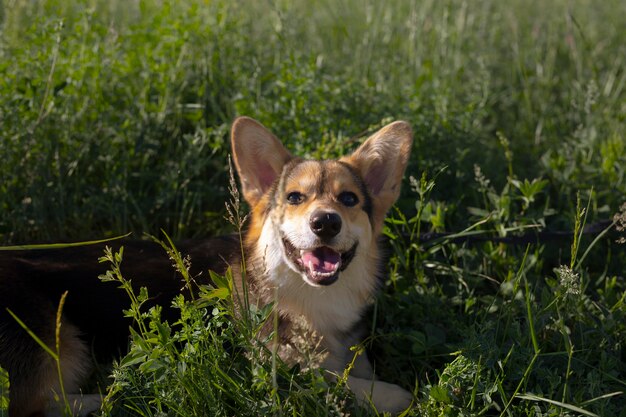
[6, 309, 58, 360]
[0, 233, 132, 251]
[517, 393, 600, 417]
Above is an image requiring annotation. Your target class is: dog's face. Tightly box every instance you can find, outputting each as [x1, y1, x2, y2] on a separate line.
[231, 117, 412, 288]
[274, 159, 371, 286]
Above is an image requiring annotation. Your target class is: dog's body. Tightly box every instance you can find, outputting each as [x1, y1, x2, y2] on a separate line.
[0, 117, 413, 416]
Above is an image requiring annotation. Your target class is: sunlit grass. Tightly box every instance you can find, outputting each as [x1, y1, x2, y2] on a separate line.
[0, 0, 624, 415]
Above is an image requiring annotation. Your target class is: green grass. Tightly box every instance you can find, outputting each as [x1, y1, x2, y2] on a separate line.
[1, 0, 625, 415]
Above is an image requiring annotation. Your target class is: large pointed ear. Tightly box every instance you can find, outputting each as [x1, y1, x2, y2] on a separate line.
[341, 121, 413, 228]
[231, 117, 292, 206]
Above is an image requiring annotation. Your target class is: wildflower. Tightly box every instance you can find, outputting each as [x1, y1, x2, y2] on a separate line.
[474, 164, 491, 192]
[614, 202, 626, 244]
[556, 265, 580, 297]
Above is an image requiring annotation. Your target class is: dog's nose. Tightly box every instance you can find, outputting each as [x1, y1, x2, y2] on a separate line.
[309, 211, 342, 239]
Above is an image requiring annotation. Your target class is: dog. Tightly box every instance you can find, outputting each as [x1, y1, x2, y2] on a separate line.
[0, 116, 413, 416]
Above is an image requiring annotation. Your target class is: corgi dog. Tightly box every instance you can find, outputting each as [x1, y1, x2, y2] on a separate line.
[0, 117, 413, 416]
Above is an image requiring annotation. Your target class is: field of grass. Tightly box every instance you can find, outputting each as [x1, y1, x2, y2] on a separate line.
[1, 0, 625, 415]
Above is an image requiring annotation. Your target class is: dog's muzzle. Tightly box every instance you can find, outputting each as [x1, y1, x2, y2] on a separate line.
[282, 238, 357, 286]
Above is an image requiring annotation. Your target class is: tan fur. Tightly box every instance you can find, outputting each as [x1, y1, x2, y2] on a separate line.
[341, 121, 413, 234]
[231, 117, 292, 206]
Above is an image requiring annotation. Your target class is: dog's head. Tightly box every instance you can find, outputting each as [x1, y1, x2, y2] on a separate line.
[231, 117, 412, 287]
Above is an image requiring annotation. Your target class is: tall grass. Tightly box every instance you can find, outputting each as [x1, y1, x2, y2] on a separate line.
[1, 0, 625, 415]
[1, 0, 624, 241]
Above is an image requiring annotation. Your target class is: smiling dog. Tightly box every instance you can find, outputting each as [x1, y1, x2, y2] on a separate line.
[0, 117, 413, 416]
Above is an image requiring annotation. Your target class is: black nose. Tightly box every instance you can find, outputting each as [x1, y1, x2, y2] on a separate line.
[309, 211, 342, 239]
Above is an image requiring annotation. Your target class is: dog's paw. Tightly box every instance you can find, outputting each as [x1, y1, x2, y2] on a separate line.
[347, 376, 413, 414]
[369, 380, 413, 414]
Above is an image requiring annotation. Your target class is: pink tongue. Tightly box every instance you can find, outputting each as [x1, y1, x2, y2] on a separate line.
[301, 247, 341, 273]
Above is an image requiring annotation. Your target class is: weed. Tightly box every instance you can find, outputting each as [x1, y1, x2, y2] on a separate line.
[614, 203, 626, 245]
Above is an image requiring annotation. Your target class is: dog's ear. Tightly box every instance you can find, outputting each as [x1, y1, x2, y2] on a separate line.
[231, 117, 292, 206]
[341, 121, 413, 230]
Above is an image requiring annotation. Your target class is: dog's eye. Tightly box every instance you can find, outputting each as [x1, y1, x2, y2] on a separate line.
[287, 192, 305, 205]
[338, 191, 359, 207]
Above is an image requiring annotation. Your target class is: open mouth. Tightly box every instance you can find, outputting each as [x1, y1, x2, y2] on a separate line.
[282, 238, 357, 286]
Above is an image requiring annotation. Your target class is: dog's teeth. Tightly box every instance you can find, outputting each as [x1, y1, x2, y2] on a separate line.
[308, 260, 314, 272]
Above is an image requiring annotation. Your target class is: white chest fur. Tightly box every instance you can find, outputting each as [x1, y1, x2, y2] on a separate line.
[252, 221, 378, 338]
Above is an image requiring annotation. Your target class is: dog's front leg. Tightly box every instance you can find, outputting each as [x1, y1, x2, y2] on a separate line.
[322, 341, 375, 379]
[345, 374, 413, 414]
[322, 340, 413, 414]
